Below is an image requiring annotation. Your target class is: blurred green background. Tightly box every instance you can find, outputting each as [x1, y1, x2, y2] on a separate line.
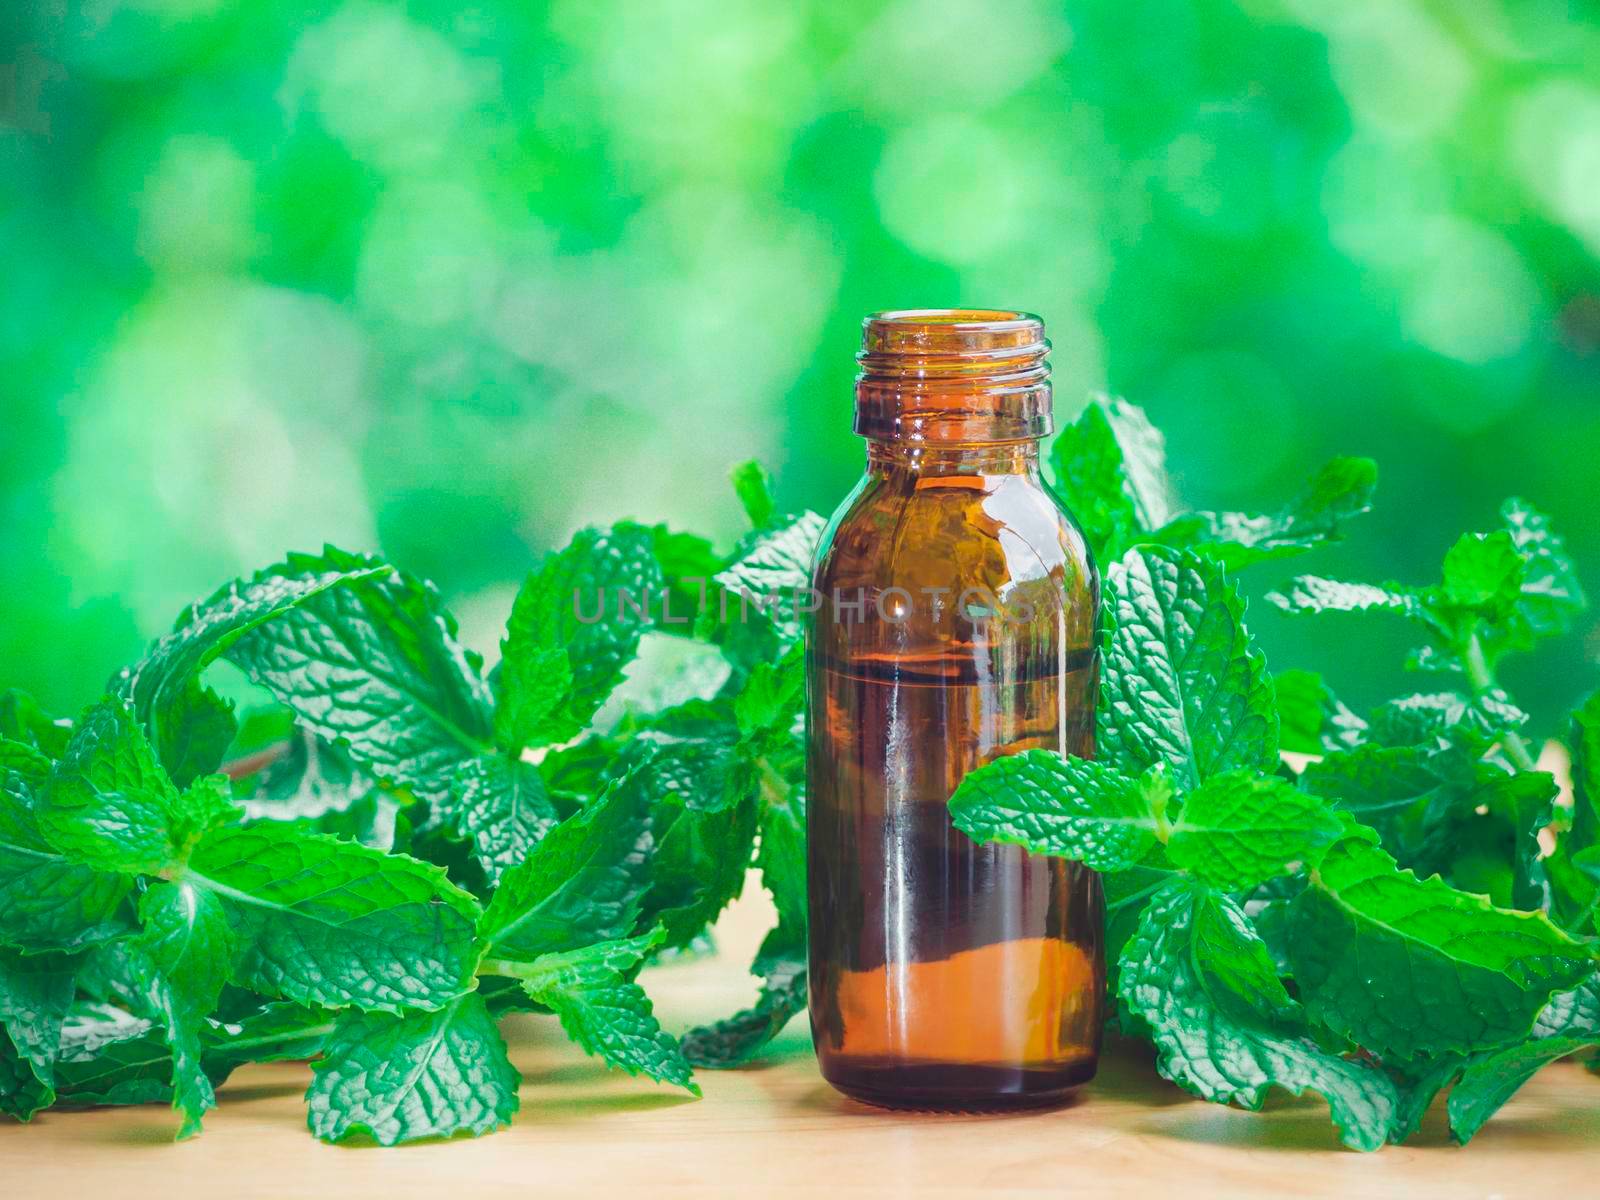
[3, 0, 1598, 729]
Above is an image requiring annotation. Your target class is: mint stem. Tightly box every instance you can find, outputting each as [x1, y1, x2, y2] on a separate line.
[1463, 628, 1539, 774]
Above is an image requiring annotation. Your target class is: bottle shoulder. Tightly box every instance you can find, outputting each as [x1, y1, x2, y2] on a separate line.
[812, 469, 1095, 596]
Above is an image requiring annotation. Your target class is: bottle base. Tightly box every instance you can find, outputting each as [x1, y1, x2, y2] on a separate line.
[821, 1057, 1097, 1113]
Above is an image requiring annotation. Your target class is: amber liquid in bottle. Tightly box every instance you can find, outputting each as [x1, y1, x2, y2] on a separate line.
[807, 310, 1103, 1110]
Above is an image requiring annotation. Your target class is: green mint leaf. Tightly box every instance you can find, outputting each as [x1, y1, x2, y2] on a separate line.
[117, 551, 390, 786]
[0, 771, 132, 954]
[948, 749, 1164, 872]
[306, 992, 519, 1145]
[1486, 498, 1587, 659]
[495, 523, 662, 753]
[0, 948, 75, 1120]
[732, 645, 804, 739]
[649, 524, 723, 642]
[448, 756, 558, 889]
[241, 730, 402, 852]
[682, 923, 805, 1068]
[1049, 395, 1173, 562]
[1117, 878, 1397, 1152]
[1385, 1053, 1464, 1144]
[517, 927, 698, 1094]
[154, 681, 238, 793]
[1445, 976, 1600, 1144]
[479, 763, 651, 960]
[1549, 692, 1600, 931]
[203, 1001, 335, 1074]
[1366, 690, 1528, 750]
[1157, 456, 1377, 571]
[52, 1006, 174, 1108]
[185, 824, 481, 1013]
[752, 755, 805, 934]
[1167, 770, 1342, 890]
[37, 698, 190, 875]
[639, 795, 755, 950]
[1289, 823, 1595, 1062]
[0, 738, 52, 786]
[711, 511, 826, 647]
[0, 690, 70, 759]
[1102, 547, 1277, 787]
[1272, 669, 1367, 755]
[225, 550, 494, 809]
[730, 459, 777, 530]
[135, 880, 235, 1138]
[1266, 576, 1417, 617]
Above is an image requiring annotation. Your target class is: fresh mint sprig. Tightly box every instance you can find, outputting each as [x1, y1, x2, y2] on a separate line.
[952, 395, 1600, 1149]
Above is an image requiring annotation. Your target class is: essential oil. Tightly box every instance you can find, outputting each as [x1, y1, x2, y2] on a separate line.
[806, 310, 1103, 1110]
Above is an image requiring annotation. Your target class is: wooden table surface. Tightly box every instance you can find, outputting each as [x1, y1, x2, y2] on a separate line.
[5, 881, 1598, 1199]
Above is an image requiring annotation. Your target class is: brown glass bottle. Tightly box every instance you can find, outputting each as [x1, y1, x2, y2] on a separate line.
[806, 310, 1103, 1111]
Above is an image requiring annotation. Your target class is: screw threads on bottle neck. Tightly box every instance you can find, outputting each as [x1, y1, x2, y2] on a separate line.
[854, 309, 1051, 445]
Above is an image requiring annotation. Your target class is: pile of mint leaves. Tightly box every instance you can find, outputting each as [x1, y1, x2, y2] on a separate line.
[3, 398, 1595, 1153]
[951, 397, 1600, 1150]
[0, 462, 813, 1145]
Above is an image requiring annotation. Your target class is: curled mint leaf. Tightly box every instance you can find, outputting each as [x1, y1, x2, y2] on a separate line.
[116, 551, 390, 786]
[1156, 456, 1377, 571]
[1289, 823, 1595, 1063]
[682, 923, 805, 1069]
[1118, 878, 1397, 1152]
[1049, 395, 1173, 563]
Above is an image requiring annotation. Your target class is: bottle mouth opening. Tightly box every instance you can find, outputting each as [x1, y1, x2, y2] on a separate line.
[855, 308, 1052, 443]
[860, 309, 1047, 361]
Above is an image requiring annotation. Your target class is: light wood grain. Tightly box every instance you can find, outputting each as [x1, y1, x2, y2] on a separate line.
[4, 881, 1597, 1199]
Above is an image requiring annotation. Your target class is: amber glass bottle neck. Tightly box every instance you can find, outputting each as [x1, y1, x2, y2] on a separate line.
[854, 309, 1051, 445]
[866, 441, 1041, 476]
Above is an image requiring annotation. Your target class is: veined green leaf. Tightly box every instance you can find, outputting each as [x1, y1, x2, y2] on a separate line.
[1167, 770, 1342, 890]
[514, 927, 698, 1094]
[1118, 878, 1397, 1152]
[0, 774, 132, 953]
[448, 756, 558, 889]
[496, 523, 662, 753]
[1289, 823, 1595, 1062]
[1446, 975, 1600, 1144]
[116, 550, 390, 785]
[225, 550, 494, 809]
[478, 764, 651, 960]
[1102, 547, 1277, 787]
[307, 992, 519, 1146]
[948, 749, 1164, 872]
[186, 824, 481, 1013]
[37, 699, 190, 876]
